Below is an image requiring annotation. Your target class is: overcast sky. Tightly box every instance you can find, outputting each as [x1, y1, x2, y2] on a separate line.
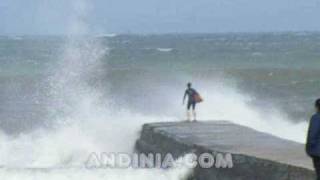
[1, 0, 320, 35]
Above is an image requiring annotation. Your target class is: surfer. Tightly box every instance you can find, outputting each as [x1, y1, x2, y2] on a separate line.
[306, 98, 320, 180]
[183, 82, 202, 122]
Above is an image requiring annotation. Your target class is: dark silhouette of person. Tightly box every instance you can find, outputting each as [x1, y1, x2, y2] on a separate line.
[183, 82, 199, 121]
[306, 98, 320, 180]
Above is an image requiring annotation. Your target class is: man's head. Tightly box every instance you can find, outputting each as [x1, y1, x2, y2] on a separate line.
[315, 99, 320, 112]
[187, 82, 192, 88]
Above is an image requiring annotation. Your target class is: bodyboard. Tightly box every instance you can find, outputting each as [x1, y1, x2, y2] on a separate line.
[194, 93, 203, 103]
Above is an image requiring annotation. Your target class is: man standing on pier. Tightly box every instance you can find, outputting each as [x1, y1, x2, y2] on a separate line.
[183, 82, 202, 122]
[306, 99, 320, 180]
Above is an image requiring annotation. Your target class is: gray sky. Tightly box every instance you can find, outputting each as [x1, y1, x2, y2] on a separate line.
[1, 0, 320, 35]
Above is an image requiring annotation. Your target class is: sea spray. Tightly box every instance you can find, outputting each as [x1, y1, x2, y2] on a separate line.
[194, 79, 308, 142]
[0, 0, 192, 179]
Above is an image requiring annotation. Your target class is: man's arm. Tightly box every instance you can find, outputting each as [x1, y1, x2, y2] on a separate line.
[183, 90, 187, 104]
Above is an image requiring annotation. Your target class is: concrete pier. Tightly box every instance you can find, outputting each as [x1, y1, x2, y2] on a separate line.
[135, 121, 315, 180]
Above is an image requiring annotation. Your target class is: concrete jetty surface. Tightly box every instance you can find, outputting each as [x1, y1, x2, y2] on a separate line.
[135, 121, 315, 180]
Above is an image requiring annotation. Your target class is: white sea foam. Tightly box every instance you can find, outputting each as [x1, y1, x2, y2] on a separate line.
[0, 0, 188, 179]
[99, 33, 118, 38]
[157, 48, 173, 52]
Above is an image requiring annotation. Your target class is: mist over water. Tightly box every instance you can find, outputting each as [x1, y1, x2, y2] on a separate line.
[0, 0, 190, 179]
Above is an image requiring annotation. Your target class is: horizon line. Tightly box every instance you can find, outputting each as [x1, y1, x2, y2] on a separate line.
[1, 30, 320, 37]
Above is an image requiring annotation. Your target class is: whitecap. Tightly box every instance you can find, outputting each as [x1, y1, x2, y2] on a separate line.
[156, 48, 173, 52]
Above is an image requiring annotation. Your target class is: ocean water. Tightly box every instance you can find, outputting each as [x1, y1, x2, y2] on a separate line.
[0, 32, 320, 179]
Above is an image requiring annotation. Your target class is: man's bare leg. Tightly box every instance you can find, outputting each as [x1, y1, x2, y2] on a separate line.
[186, 110, 191, 121]
[192, 110, 197, 122]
